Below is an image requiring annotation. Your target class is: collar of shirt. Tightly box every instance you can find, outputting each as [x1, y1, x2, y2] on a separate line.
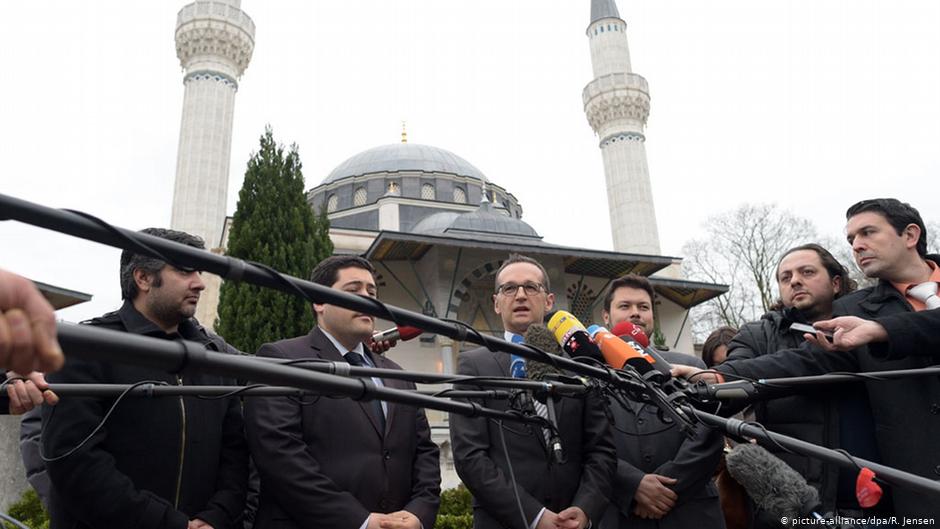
[504, 331, 523, 343]
[890, 259, 940, 311]
[117, 300, 202, 342]
[320, 327, 369, 365]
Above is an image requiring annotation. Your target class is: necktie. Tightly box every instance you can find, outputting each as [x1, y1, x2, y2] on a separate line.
[509, 334, 551, 445]
[344, 351, 386, 432]
[909, 281, 940, 310]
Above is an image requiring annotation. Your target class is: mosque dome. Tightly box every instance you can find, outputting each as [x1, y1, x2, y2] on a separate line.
[323, 143, 488, 184]
[411, 202, 541, 240]
[308, 139, 524, 233]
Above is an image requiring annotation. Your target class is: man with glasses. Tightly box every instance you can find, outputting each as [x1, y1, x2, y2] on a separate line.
[449, 254, 615, 529]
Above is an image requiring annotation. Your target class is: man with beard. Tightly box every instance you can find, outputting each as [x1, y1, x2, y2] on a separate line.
[724, 244, 882, 523]
[41, 228, 249, 529]
[673, 199, 940, 518]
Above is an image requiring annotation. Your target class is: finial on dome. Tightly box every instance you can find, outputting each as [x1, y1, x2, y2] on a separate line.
[401, 121, 407, 143]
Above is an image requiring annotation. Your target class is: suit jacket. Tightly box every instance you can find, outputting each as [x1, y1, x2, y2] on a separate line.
[244, 328, 441, 529]
[43, 303, 248, 529]
[449, 346, 616, 529]
[600, 351, 725, 529]
[873, 308, 940, 359]
[719, 256, 940, 517]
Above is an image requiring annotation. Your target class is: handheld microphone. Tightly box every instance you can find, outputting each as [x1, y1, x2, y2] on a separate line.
[609, 321, 673, 379]
[609, 320, 650, 348]
[586, 324, 664, 383]
[372, 325, 423, 343]
[546, 311, 605, 363]
[521, 324, 567, 465]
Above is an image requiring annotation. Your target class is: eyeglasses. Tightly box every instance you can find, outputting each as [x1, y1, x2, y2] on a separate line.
[495, 282, 545, 296]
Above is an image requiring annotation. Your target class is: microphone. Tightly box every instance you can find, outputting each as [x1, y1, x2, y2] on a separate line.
[609, 320, 650, 348]
[372, 325, 423, 343]
[610, 321, 673, 379]
[545, 311, 605, 363]
[523, 324, 567, 386]
[586, 324, 664, 383]
[520, 324, 566, 464]
[725, 443, 837, 524]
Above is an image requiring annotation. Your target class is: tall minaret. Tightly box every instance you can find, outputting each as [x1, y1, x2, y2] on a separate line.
[171, 0, 255, 248]
[583, 0, 660, 255]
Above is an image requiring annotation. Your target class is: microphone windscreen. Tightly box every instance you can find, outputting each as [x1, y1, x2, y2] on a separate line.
[523, 324, 566, 382]
[725, 443, 820, 517]
[610, 321, 651, 349]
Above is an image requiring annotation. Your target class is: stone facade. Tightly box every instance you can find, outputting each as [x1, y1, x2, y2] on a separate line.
[584, 2, 661, 255]
[170, 0, 255, 249]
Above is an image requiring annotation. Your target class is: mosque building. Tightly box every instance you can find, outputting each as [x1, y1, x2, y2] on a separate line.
[169, 0, 727, 488]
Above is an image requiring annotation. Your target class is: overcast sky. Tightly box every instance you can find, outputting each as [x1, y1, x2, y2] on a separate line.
[2, 1, 938, 323]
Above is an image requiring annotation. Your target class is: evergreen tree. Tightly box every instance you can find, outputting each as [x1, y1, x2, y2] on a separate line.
[216, 126, 333, 353]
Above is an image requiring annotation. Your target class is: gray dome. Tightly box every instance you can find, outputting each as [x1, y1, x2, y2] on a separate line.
[324, 143, 488, 184]
[411, 211, 462, 235]
[410, 202, 540, 240]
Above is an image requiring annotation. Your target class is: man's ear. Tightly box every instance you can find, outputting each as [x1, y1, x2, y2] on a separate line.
[902, 223, 922, 250]
[134, 268, 154, 294]
[602, 311, 610, 327]
[492, 293, 501, 316]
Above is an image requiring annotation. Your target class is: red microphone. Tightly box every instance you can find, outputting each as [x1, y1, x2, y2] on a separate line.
[610, 321, 675, 380]
[372, 325, 423, 343]
[610, 321, 650, 348]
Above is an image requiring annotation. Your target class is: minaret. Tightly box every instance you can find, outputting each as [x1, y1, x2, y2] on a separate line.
[171, 0, 255, 248]
[583, 0, 660, 255]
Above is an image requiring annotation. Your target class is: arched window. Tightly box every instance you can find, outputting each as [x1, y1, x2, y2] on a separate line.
[453, 187, 467, 204]
[387, 181, 401, 196]
[354, 187, 367, 206]
[326, 194, 338, 213]
[421, 183, 436, 200]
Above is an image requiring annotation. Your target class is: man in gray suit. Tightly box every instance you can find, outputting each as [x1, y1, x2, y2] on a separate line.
[599, 274, 725, 529]
[245, 255, 441, 529]
[449, 254, 615, 529]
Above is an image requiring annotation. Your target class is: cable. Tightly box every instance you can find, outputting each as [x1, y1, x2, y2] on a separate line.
[40, 380, 168, 462]
[496, 419, 531, 529]
[0, 511, 31, 529]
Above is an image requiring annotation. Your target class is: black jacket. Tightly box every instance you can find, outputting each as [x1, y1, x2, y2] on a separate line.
[726, 309, 875, 516]
[601, 351, 725, 529]
[450, 347, 616, 529]
[42, 302, 249, 529]
[718, 256, 940, 518]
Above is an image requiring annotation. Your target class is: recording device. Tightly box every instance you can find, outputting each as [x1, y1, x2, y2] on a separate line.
[372, 325, 423, 343]
[725, 443, 851, 526]
[789, 322, 833, 339]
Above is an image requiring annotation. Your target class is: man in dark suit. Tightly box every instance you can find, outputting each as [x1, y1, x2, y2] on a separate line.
[598, 274, 725, 529]
[449, 254, 615, 529]
[245, 255, 441, 529]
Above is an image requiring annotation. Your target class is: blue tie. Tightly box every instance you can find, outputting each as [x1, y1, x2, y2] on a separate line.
[509, 334, 526, 378]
